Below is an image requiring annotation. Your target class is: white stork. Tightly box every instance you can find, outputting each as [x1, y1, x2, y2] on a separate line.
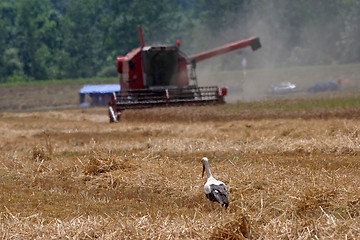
[201, 157, 229, 210]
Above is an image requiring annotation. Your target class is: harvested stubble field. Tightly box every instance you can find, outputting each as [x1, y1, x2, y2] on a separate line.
[1, 100, 360, 239]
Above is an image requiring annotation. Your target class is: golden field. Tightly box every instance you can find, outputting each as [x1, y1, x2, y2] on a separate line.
[1, 104, 360, 239]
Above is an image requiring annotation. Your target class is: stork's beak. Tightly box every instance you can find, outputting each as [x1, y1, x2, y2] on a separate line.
[202, 164, 205, 178]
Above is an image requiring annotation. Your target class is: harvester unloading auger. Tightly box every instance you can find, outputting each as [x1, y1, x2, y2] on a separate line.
[108, 26, 261, 122]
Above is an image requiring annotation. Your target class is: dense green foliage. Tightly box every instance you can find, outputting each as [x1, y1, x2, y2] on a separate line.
[0, 0, 359, 83]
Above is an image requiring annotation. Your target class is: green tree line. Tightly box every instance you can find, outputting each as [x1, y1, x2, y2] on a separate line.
[0, 0, 359, 83]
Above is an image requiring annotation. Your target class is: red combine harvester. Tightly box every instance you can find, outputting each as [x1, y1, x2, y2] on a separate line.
[108, 26, 261, 122]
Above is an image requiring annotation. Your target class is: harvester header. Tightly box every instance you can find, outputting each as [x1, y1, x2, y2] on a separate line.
[108, 26, 261, 122]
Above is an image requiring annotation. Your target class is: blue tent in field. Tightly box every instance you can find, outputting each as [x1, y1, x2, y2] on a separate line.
[78, 84, 120, 107]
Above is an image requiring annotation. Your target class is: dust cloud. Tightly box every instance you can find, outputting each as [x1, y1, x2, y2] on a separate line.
[192, 1, 358, 102]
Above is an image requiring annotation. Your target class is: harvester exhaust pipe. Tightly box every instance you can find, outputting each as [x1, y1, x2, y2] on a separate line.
[137, 25, 145, 48]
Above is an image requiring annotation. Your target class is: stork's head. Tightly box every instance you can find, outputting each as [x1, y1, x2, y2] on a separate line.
[201, 157, 209, 178]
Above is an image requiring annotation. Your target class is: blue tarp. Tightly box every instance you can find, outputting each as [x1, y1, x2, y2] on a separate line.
[78, 84, 120, 94]
[78, 84, 121, 107]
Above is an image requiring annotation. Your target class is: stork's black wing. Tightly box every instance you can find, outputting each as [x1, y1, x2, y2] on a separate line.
[206, 184, 229, 207]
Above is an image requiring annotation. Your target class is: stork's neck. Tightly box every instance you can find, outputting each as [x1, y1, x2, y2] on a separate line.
[204, 162, 212, 179]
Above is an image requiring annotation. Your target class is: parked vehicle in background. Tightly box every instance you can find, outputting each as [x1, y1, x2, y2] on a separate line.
[268, 82, 297, 94]
[307, 80, 341, 93]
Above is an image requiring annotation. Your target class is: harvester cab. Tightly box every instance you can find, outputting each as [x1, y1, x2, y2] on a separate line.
[109, 26, 261, 122]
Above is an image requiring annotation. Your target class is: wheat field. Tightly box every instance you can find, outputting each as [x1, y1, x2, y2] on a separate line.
[1, 105, 360, 239]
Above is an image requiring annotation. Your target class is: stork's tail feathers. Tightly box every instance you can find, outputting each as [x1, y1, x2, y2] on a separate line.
[212, 186, 229, 209]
